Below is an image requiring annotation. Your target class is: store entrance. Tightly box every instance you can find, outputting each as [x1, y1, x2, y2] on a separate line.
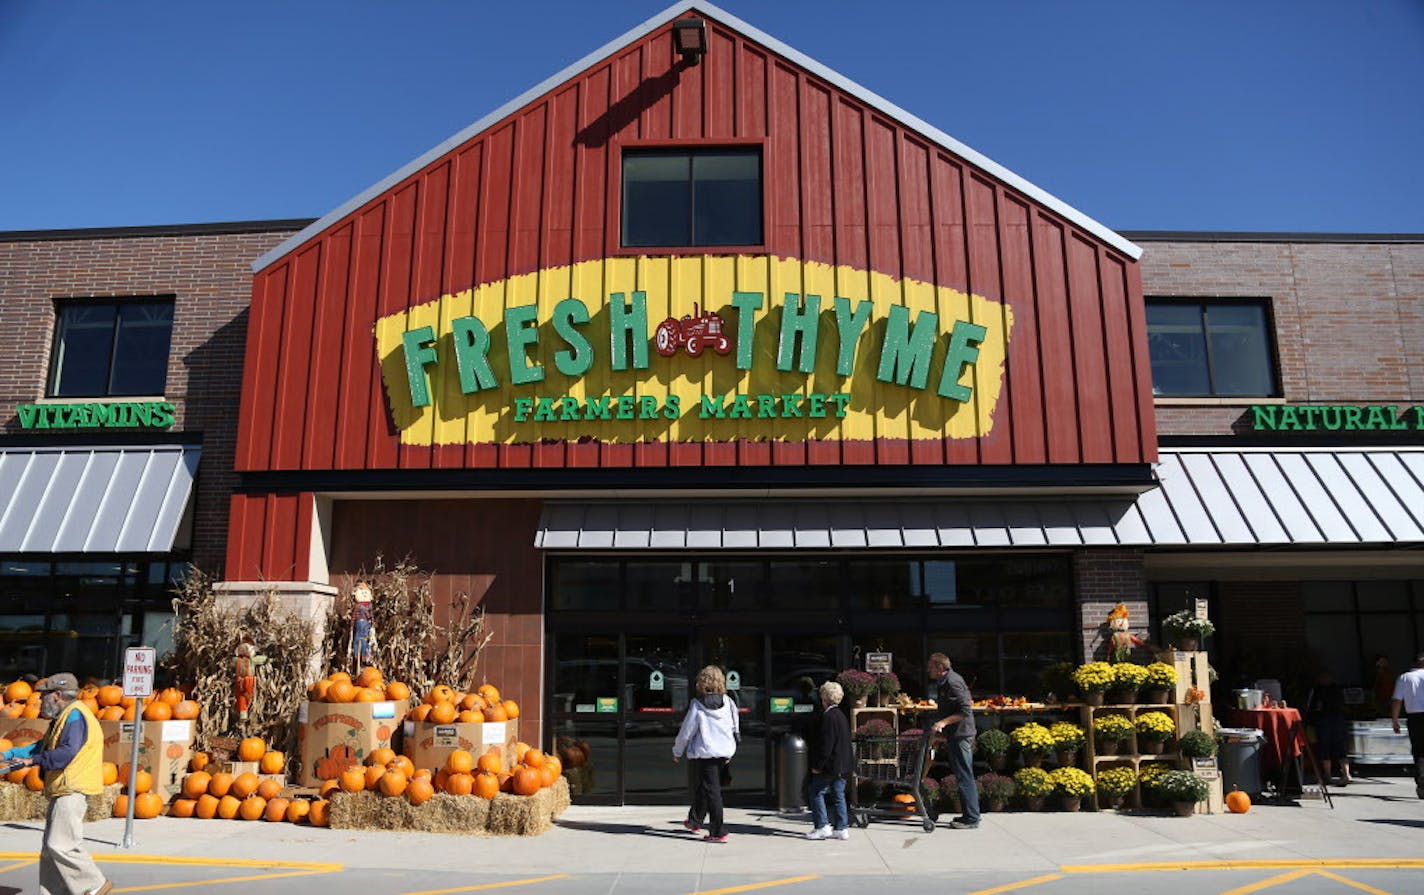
[547, 628, 842, 805]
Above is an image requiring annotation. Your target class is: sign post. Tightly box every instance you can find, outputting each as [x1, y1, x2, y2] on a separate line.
[121, 647, 155, 849]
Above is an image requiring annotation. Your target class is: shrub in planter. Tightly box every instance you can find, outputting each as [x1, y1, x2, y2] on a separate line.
[976, 772, 1016, 811]
[1048, 766, 1095, 811]
[918, 776, 940, 805]
[1178, 730, 1218, 759]
[1135, 711, 1176, 754]
[1009, 723, 1056, 765]
[938, 774, 961, 810]
[976, 728, 1011, 769]
[1014, 766, 1052, 810]
[1040, 661, 1076, 702]
[1162, 611, 1214, 649]
[876, 672, 901, 699]
[1095, 766, 1138, 809]
[837, 669, 877, 704]
[1156, 770, 1210, 816]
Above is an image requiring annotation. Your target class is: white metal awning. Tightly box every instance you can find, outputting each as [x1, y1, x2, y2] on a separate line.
[0, 445, 200, 553]
[534, 448, 1424, 550]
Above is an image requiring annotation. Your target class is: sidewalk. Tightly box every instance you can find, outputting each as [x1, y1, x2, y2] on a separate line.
[0, 774, 1419, 878]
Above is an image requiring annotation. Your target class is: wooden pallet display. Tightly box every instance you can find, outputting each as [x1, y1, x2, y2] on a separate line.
[851, 707, 899, 767]
[1081, 704, 1184, 811]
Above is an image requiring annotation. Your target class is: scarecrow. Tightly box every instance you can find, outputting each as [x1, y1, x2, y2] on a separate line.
[349, 580, 379, 670]
[233, 636, 268, 721]
[1107, 603, 1149, 663]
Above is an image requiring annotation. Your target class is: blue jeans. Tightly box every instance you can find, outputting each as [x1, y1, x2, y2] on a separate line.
[808, 773, 847, 830]
[946, 736, 980, 823]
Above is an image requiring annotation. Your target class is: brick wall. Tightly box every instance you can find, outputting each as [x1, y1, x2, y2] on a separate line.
[1215, 580, 1308, 690]
[0, 225, 302, 571]
[1136, 240, 1424, 435]
[1073, 548, 1148, 662]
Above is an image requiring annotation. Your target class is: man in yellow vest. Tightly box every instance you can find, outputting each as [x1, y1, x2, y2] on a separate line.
[1, 672, 110, 895]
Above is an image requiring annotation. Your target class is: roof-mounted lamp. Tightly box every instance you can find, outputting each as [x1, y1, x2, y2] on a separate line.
[672, 17, 708, 66]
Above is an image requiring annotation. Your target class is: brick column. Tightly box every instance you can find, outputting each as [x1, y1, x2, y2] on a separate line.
[1073, 549, 1149, 662]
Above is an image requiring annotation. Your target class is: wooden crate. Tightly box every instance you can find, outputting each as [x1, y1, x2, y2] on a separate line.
[1161, 650, 1211, 706]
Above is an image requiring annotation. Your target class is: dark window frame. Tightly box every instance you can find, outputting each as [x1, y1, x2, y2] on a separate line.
[47, 296, 175, 398]
[1145, 297, 1281, 398]
[616, 141, 767, 253]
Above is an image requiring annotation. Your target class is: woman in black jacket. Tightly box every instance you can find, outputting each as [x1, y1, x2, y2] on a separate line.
[806, 681, 853, 840]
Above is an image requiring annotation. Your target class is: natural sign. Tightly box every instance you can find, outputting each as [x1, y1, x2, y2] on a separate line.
[1250, 404, 1423, 432]
[375, 255, 1013, 446]
[16, 401, 176, 430]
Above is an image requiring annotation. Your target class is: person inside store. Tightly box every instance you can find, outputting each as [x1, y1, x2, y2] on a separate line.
[805, 680, 852, 840]
[673, 664, 740, 843]
[0, 672, 111, 895]
[1389, 651, 1424, 799]
[1305, 670, 1351, 786]
[926, 652, 980, 829]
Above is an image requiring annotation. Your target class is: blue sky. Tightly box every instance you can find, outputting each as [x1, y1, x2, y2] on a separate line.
[2, 0, 1421, 233]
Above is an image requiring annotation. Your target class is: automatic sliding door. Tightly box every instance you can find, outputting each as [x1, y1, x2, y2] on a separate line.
[623, 634, 691, 803]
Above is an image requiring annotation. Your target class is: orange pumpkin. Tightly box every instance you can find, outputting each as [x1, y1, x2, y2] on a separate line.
[129, 770, 152, 795]
[326, 680, 357, 704]
[169, 798, 197, 818]
[188, 752, 210, 772]
[477, 684, 501, 703]
[183, 772, 212, 800]
[97, 684, 123, 707]
[4, 681, 32, 702]
[239, 795, 267, 821]
[195, 793, 220, 819]
[429, 702, 457, 724]
[157, 687, 184, 706]
[406, 778, 435, 806]
[81, 696, 100, 714]
[120, 695, 136, 709]
[512, 766, 542, 796]
[425, 685, 455, 705]
[482, 703, 508, 722]
[172, 700, 201, 720]
[378, 770, 409, 797]
[472, 771, 500, 800]
[1225, 789, 1252, 814]
[142, 700, 173, 721]
[384, 681, 410, 702]
[411, 768, 433, 782]
[263, 797, 290, 822]
[459, 693, 487, 712]
[256, 778, 283, 801]
[501, 700, 520, 720]
[135, 792, 163, 819]
[390, 755, 416, 778]
[21, 703, 40, 719]
[354, 688, 381, 703]
[476, 749, 503, 775]
[98, 706, 124, 721]
[339, 768, 367, 793]
[112, 794, 129, 817]
[409, 704, 432, 722]
[24, 767, 44, 791]
[217, 795, 242, 819]
[230, 772, 260, 799]
[366, 747, 396, 768]
[544, 755, 563, 778]
[356, 666, 383, 687]
[207, 772, 235, 797]
[444, 772, 474, 796]
[308, 799, 330, 827]
[445, 750, 475, 775]
[328, 671, 352, 684]
[457, 710, 483, 723]
[522, 748, 547, 769]
[101, 762, 119, 786]
[363, 765, 385, 789]
[259, 751, 285, 774]
[237, 738, 266, 762]
[285, 799, 311, 823]
[319, 779, 340, 798]
[538, 763, 559, 788]
[0, 703, 23, 719]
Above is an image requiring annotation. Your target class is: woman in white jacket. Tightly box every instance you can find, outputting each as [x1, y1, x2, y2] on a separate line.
[673, 665, 740, 842]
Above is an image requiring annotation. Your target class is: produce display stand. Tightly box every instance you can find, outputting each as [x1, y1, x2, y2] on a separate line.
[849, 728, 937, 832]
[1080, 703, 1180, 811]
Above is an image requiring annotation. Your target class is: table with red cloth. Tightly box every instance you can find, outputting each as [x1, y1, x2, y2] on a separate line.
[1229, 707, 1306, 782]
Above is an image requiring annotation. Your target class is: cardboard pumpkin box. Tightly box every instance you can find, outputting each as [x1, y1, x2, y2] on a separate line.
[99, 719, 195, 801]
[0, 717, 51, 746]
[402, 719, 519, 774]
[296, 700, 405, 787]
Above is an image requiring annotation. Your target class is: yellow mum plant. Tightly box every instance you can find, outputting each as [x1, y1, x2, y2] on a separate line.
[1072, 662, 1115, 693]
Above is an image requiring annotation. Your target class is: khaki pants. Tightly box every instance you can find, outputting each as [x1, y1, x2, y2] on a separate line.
[41, 792, 104, 895]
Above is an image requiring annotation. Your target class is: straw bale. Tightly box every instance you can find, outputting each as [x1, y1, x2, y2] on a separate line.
[548, 777, 571, 817]
[0, 782, 119, 821]
[407, 792, 489, 833]
[85, 784, 121, 822]
[330, 789, 493, 834]
[485, 789, 553, 836]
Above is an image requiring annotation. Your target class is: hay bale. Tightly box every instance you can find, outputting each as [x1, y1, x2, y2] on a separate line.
[85, 783, 121, 822]
[0, 781, 120, 822]
[329, 789, 385, 830]
[485, 789, 553, 836]
[328, 787, 560, 836]
[407, 793, 488, 834]
[549, 777, 570, 818]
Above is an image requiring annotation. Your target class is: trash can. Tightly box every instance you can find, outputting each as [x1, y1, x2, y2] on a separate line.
[1218, 727, 1264, 796]
[776, 732, 808, 812]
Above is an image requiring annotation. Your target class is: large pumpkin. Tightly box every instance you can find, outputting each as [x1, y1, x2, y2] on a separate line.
[217, 795, 242, 819]
[537, 763, 559, 788]
[459, 693, 487, 712]
[238, 795, 267, 821]
[326, 680, 356, 703]
[363, 765, 385, 789]
[429, 702, 457, 724]
[285, 799, 311, 823]
[259, 751, 285, 774]
[263, 797, 290, 822]
[444, 773, 474, 796]
[319, 779, 340, 799]
[476, 749, 503, 776]
[445, 750, 474, 775]
[378, 770, 409, 797]
[195, 794, 220, 819]
[169, 798, 197, 818]
[188, 752, 210, 772]
[501, 700, 520, 720]
[384, 681, 410, 702]
[97, 685, 123, 707]
[101, 762, 119, 786]
[112, 794, 129, 818]
[512, 766, 542, 797]
[230, 772, 260, 799]
[256, 778, 283, 801]
[4, 681, 32, 702]
[182, 772, 212, 800]
[354, 688, 381, 703]
[206, 772, 234, 797]
[237, 738, 266, 762]
[477, 684, 501, 703]
[1225, 789, 1252, 814]
[173, 700, 201, 721]
[98, 706, 124, 722]
[425, 685, 455, 706]
[339, 768, 367, 793]
[472, 771, 500, 800]
[129, 770, 152, 795]
[406, 778, 435, 806]
[355, 666, 383, 689]
[409, 704, 432, 722]
[308, 799, 330, 827]
[135, 792, 164, 819]
[157, 687, 184, 706]
[522, 749, 547, 769]
[366, 747, 396, 768]
[482, 703, 508, 723]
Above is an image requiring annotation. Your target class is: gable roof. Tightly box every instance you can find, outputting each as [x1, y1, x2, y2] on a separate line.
[253, 2, 1140, 272]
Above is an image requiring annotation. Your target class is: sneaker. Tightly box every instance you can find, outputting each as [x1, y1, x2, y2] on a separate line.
[682, 819, 702, 833]
[704, 833, 730, 843]
[85, 884, 113, 895]
[831, 828, 850, 840]
[949, 819, 979, 830]
[805, 825, 832, 840]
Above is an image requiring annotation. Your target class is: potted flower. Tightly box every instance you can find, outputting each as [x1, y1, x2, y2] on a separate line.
[837, 669, 877, 708]
[1039, 661, 1076, 703]
[918, 776, 940, 809]
[938, 774, 961, 813]
[1049, 721, 1086, 767]
[1109, 662, 1148, 704]
[1095, 766, 1138, 810]
[1048, 766, 1095, 812]
[1072, 662, 1115, 706]
[1013, 766, 1053, 811]
[855, 718, 896, 760]
[1162, 610, 1215, 651]
[1009, 722, 1056, 768]
[1135, 711, 1176, 755]
[1143, 662, 1178, 704]
[876, 671, 901, 706]
[1156, 770, 1210, 816]
[976, 772, 1016, 812]
[1137, 762, 1171, 810]
[1178, 729, 1218, 759]
[1092, 713, 1134, 756]
[976, 728, 1011, 771]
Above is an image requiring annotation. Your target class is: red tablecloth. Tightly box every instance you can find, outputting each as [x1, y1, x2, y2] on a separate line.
[1229, 707, 1305, 780]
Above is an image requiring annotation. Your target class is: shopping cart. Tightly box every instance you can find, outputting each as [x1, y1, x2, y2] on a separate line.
[849, 728, 938, 832]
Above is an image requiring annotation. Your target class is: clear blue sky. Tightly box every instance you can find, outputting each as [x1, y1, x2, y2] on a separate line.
[2, 0, 1421, 233]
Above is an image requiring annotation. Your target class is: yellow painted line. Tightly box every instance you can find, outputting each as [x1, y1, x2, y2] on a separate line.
[0, 858, 35, 874]
[684, 875, 821, 895]
[1314, 869, 1395, 895]
[965, 874, 1063, 895]
[1061, 859, 1424, 873]
[114, 869, 333, 892]
[0, 852, 342, 871]
[1217, 869, 1313, 895]
[399, 875, 571, 895]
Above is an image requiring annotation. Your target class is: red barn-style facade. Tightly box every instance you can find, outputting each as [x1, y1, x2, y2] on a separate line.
[227, 3, 1161, 803]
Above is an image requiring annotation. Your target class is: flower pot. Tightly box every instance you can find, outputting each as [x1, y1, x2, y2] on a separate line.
[1141, 740, 1165, 755]
[988, 754, 1007, 771]
[1173, 801, 1197, 817]
[1023, 755, 1043, 769]
[1178, 637, 1199, 652]
[1102, 793, 1126, 811]
[1096, 739, 1121, 757]
[1108, 688, 1137, 706]
[853, 695, 868, 709]
[1085, 692, 1105, 707]
[1025, 796, 1046, 812]
[1060, 796, 1081, 812]
[985, 798, 1005, 813]
[1145, 688, 1169, 705]
[1055, 750, 1077, 768]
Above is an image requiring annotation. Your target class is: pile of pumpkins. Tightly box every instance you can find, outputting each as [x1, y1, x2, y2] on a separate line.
[326, 739, 561, 807]
[0, 735, 47, 792]
[0, 681, 42, 719]
[110, 761, 165, 819]
[406, 682, 520, 725]
[0, 680, 200, 722]
[167, 737, 329, 825]
[307, 667, 411, 704]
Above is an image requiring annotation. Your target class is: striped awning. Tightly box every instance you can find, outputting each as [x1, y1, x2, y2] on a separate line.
[534, 448, 1424, 550]
[0, 445, 200, 553]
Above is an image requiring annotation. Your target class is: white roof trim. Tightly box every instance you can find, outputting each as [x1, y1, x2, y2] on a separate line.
[253, 2, 1140, 272]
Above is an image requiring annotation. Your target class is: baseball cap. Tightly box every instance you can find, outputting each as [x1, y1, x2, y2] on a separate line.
[37, 672, 79, 693]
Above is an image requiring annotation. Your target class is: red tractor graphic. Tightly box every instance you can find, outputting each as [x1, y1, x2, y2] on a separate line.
[654, 303, 733, 358]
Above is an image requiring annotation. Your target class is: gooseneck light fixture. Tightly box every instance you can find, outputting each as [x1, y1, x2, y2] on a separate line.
[672, 17, 708, 66]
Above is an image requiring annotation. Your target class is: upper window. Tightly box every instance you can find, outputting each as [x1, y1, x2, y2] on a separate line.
[621, 148, 762, 247]
[49, 299, 174, 398]
[1146, 299, 1278, 397]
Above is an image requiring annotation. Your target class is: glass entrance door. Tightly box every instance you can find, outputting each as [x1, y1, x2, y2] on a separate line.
[623, 634, 692, 803]
[698, 631, 766, 804]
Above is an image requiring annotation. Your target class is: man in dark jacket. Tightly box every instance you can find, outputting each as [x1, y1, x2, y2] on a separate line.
[927, 652, 980, 829]
[805, 681, 853, 840]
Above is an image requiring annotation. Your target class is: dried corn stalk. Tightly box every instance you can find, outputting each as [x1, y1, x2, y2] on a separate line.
[320, 556, 493, 695]
[161, 570, 315, 755]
